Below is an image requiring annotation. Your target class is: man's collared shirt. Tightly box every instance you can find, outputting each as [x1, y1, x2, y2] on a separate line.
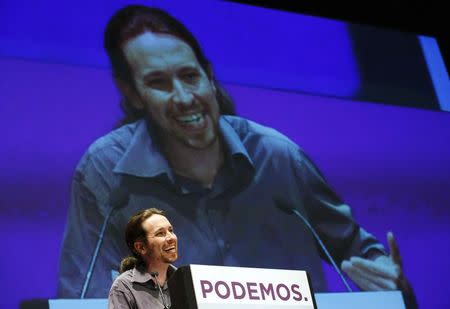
[108, 264, 176, 308]
[58, 115, 385, 298]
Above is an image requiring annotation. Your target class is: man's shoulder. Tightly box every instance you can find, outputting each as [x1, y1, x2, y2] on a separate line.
[86, 121, 141, 159]
[76, 121, 142, 172]
[110, 268, 134, 290]
[72, 121, 145, 196]
[222, 115, 299, 150]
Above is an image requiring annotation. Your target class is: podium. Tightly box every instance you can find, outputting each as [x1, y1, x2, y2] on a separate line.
[167, 264, 406, 309]
[169, 264, 316, 308]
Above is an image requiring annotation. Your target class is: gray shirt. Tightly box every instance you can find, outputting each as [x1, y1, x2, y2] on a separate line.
[108, 264, 176, 309]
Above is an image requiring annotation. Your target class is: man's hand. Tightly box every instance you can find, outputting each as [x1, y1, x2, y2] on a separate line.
[341, 232, 403, 291]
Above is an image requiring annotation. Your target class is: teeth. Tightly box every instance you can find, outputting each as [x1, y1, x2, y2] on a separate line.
[176, 113, 202, 123]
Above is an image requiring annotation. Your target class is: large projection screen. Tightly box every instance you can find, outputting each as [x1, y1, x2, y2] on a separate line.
[1, 1, 449, 308]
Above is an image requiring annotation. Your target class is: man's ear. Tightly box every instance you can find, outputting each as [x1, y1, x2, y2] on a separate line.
[115, 78, 145, 110]
[134, 240, 147, 256]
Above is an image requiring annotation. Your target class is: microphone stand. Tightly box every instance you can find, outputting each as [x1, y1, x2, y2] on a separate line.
[80, 206, 116, 298]
[274, 197, 353, 292]
[151, 271, 170, 309]
[80, 188, 129, 298]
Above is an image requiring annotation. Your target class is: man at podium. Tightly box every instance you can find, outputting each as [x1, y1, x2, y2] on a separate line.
[109, 208, 177, 308]
[58, 4, 416, 308]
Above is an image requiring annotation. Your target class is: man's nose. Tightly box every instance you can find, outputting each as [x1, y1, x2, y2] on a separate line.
[172, 79, 194, 106]
[166, 231, 177, 242]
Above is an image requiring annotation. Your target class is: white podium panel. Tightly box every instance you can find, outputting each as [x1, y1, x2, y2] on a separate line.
[189, 264, 315, 309]
[315, 291, 405, 309]
[49, 299, 107, 309]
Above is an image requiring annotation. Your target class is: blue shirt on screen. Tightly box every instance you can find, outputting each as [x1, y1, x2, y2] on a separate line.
[57, 115, 385, 298]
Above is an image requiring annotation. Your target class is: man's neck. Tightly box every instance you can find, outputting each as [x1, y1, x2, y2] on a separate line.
[164, 138, 224, 188]
[147, 263, 170, 287]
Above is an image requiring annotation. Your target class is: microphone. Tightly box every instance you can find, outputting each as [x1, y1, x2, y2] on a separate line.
[151, 271, 170, 309]
[273, 196, 352, 292]
[80, 187, 130, 298]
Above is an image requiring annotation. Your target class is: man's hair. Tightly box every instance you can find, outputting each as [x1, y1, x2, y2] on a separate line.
[120, 207, 166, 273]
[104, 5, 236, 127]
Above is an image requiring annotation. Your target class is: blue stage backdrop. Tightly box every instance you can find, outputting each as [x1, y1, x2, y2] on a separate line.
[1, 1, 449, 308]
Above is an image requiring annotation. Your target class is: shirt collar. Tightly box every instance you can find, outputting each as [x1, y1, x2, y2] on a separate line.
[113, 119, 173, 178]
[219, 116, 253, 168]
[131, 264, 177, 289]
[113, 116, 254, 178]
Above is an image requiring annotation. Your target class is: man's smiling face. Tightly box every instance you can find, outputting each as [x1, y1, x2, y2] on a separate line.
[123, 31, 220, 150]
[141, 214, 178, 265]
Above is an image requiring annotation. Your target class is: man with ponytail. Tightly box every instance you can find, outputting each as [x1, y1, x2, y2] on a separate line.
[108, 208, 178, 308]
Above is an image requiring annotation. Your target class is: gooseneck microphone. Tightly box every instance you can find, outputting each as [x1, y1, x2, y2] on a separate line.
[273, 196, 352, 292]
[80, 187, 130, 298]
[151, 271, 170, 309]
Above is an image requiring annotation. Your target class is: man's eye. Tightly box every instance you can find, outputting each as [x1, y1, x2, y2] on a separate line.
[147, 78, 165, 86]
[181, 72, 199, 82]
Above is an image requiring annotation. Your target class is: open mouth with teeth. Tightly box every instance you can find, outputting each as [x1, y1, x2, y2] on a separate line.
[174, 112, 206, 129]
[164, 246, 176, 253]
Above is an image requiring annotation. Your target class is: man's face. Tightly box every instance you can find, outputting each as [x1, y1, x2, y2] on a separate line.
[141, 214, 178, 266]
[123, 32, 220, 149]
